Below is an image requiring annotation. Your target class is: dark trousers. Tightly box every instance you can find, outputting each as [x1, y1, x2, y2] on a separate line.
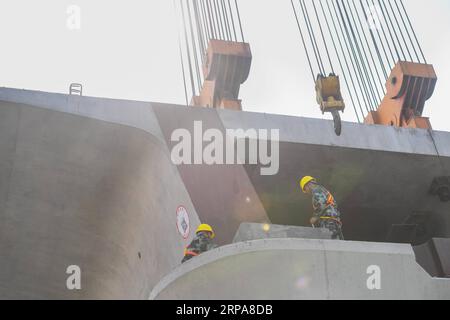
[319, 219, 344, 240]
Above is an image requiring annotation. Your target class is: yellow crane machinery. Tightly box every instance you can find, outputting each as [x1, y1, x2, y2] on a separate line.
[315, 74, 345, 135]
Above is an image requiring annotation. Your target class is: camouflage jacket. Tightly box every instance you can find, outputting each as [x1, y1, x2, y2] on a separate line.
[311, 184, 341, 219]
[182, 232, 218, 263]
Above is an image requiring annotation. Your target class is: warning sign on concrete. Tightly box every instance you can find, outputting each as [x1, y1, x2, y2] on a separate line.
[176, 206, 190, 239]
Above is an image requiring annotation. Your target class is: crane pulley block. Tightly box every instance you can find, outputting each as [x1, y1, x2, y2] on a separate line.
[192, 39, 252, 111]
[315, 74, 345, 114]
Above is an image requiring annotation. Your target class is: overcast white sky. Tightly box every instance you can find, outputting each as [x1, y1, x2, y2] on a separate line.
[1, 0, 449, 131]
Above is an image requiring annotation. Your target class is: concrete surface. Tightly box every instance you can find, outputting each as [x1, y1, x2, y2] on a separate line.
[414, 238, 450, 277]
[0, 87, 164, 141]
[150, 238, 450, 300]
[1, 87, 449, 244]
[232, 223, 332, 242]
[0, 100, 200, 299]
[1, 87, 450, 299]
[152, 104, 270, 245]
[216, 107, 450, 242]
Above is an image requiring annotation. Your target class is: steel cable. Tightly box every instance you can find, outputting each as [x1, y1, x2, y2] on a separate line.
[385, 0, 413, 61]
[291, 0, 316, 82]
[393, 0, 420, 62]
[360, 0, 389, 79]
[349, 0, 385, 94]
[345, 0, 383, 103]
[299, 0, 326, 75]
[311, 0, 335, 74]
[335, 0, 375, 113]
[318, 0, 362, 122]
[399, 0, 427, 63]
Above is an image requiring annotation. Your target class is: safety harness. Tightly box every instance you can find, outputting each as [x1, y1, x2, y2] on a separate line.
[317, 190, 342, 225]
[184, 248, 199, 258]
[319, 216, 342, 225]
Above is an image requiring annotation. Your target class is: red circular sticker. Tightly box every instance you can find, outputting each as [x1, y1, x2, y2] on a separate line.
[176, 206, 190, 239]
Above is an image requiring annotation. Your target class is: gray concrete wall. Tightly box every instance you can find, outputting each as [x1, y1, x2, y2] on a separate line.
[0, 87, 164, 141]
[0, 101, 200, 299]
[150, 238, 450, 300]
[217, 108, 450, 157]
[0, 89, 272, 245]
[2, 88, 449, 243]
[152, 104, 270, 245]
[216, 108, 450, 241]
[150, 102, 450, 243]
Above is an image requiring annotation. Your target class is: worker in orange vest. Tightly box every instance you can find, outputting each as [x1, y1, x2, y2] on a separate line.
[300, 176, 344, 240]
[182, 224, 218, 263]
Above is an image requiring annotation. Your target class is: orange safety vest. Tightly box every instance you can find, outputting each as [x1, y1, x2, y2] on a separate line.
[326, 192, 336, 207]
[312, 188, 336, 210]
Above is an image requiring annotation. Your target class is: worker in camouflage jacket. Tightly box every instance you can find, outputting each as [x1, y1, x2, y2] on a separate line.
[300, 176, 344, 240]
[182, 224, 218, 263]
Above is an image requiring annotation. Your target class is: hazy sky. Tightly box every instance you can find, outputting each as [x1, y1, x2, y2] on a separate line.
[1, 0, 449, 131]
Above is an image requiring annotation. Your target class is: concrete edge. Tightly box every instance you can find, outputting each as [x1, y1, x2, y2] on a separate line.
[216, 108, 450, 157]
[2, 87, 450, 158]
[148, 238, 415, 300]
[0, 87, 165, 143]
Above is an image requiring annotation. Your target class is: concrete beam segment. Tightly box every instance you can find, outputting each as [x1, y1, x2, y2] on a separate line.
[152, 103, 270, 245]
[0, 101, 200, 299]
[216, 108, 450, 241]
[2, 88, 448, 243]
[150, 238, 450, 300]
[1, 87, 450, 299]
[0, 87, 164, 142]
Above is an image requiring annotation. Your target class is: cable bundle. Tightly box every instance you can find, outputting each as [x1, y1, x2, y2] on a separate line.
[174, 0, 246, 105]
[291, 0, 427, 123]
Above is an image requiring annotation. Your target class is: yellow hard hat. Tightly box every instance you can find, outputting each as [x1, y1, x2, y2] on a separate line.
[300, 176, 316, 193]
[196, 224, 215, 238]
